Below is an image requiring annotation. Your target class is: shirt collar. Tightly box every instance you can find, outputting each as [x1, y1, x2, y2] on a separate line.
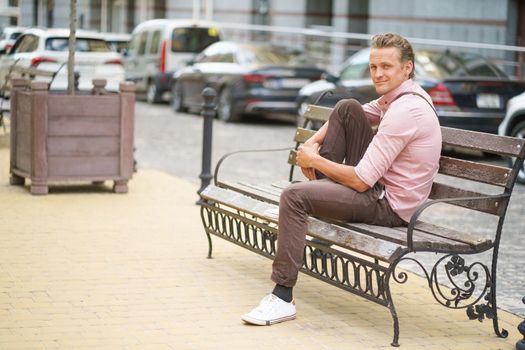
[377, 79, 415, 114]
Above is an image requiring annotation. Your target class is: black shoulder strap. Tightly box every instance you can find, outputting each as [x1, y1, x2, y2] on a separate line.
[390, 91, 438, 117]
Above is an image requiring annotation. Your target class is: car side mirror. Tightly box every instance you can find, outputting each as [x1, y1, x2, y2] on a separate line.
[186, 58, 196, 66]
[323, 72, 340, 84]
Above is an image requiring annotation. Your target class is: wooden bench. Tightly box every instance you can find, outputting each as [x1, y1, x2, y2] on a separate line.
[198, 104, 525, 347]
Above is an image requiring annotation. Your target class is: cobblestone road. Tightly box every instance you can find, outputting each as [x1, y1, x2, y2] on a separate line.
[135, 102, 525, 317]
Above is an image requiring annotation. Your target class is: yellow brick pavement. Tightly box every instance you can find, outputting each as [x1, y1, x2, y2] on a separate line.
[0, 135, 522, 349]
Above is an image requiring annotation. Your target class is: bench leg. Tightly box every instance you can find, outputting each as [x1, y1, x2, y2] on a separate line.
[385, 270, 401, 347]
[489, 250, 508, 338]
[199, 205, 213, 258]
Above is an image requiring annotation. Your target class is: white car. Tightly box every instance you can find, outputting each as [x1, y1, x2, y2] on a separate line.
[0, 28, 125, 92]
[0, 26, 26, 55]
[498, 91, 525, 183]
[101, 32, 131, 54]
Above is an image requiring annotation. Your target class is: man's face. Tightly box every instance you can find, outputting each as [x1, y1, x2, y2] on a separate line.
[369, 47, 413, 95]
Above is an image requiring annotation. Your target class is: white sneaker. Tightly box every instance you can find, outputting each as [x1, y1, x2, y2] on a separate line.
[242, 294, 296, 326]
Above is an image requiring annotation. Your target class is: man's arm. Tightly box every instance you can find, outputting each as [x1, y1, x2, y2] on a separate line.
[296, 143, 370, 192]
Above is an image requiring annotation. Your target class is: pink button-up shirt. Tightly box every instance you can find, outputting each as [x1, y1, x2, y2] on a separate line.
[354, 79, 442, 223]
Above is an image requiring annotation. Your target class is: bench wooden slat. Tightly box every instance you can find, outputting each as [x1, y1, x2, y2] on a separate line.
[219, 180, 281, 204]
[201, 185, 406, 262]
[294, 128, 316, 144]
[439, 156, 511, 187]
[404, 221, 492, 250]
[302, 104, 332, 123]
[430, 182, 505, 216]
[11, 65, 57, 78]
[346, 223, 484, 253]
[307, 219, 407, 263]
[442, 127, 525, 157]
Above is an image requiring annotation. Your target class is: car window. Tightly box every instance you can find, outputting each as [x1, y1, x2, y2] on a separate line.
[137, 31, 148, 55]
[107, 40, 128, 53]
[10, 32, 22, 41]
[171, 27, 220, 53]
[416, 51, 507, 78]
[45, 37, 111, 52]
[238, 46, 312, 65]
[339, 62, 370, 80]
[12, 34, 39, 53]
[150, 30, 161, 54]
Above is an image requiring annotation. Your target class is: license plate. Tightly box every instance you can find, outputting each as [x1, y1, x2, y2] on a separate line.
[265, 78, 309, 89]
[279, 78, 310, 88]
[476, 93, 500, 108]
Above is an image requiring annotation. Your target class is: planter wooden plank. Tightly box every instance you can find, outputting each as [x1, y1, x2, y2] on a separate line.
[48, 115, 121, 136]
[48, 95, 120, 118]
[47, 136, 120, 157]
[47, 156, 120, 177]
[16, 151, 31, 172]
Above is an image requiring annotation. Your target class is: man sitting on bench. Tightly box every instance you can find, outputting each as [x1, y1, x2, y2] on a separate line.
[242, 32, 442, 326]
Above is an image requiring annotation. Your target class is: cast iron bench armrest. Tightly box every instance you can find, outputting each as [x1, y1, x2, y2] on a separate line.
[406, 193, 510, 251]
[214, 147, 292, 186]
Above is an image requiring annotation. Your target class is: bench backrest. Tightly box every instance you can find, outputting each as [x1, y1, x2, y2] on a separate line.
[289, 104, 525, 218]
[1, 61, 63, 96]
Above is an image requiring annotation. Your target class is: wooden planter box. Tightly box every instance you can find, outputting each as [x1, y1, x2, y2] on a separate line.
[9, 78, 135, 194]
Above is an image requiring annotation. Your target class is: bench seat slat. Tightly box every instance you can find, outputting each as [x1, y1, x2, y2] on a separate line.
[201, 185, 406, 262]
[346, 223, 484, 253]
[405, 221, 492, 250]
[219, 181, 281, 204]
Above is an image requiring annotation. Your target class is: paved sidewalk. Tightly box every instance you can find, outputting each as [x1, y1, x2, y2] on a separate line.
[0, 139, 522, 349]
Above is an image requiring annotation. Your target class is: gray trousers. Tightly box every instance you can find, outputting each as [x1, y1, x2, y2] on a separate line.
[271, 99, 406, 288]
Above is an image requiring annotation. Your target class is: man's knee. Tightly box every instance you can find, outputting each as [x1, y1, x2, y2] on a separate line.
[280, 183, 305, 209]
[332, 98, 366, 123]
[335, 98, 362, 113]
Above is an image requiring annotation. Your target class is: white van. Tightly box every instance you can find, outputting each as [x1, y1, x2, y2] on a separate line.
[124, 19, 221, 103]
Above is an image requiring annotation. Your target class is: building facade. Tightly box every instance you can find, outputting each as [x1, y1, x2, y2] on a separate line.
[3, 0, 525, 68]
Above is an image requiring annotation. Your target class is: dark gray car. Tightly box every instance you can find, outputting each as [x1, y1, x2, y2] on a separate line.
[172, 41, 326, 122]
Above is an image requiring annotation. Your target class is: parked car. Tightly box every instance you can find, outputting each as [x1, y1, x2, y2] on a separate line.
[297, 48, 525, 133]
[499, 91, 525, 183]
[172, 41, 326, 122]
[0, 26, 26, 55]
[124, 19, 221, 104]
[0, 28, 125, 93]
[102, 32, 131, 54]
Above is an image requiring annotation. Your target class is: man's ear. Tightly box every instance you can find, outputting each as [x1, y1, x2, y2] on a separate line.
[405, 60, 414, 78]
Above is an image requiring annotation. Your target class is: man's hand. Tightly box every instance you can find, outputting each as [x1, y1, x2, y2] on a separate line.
[297, 142, 320, 167]
[301, 167, 316, 181]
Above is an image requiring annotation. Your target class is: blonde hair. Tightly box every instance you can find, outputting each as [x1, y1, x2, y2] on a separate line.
[371, 33, 415, 79]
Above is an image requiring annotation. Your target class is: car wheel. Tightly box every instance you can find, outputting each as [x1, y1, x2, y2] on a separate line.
[146, 81, 161, 104]
[510, 120, 525, 184]
[217, 88, 242, 123]
[171, 81, 187, 112]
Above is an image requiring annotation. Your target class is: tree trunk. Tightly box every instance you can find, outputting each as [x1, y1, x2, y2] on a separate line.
[67, 0, 77, 95]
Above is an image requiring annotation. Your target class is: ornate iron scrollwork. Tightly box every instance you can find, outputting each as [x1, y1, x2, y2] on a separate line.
[202, 203, 390, 305]
[394, 254, 491, 314]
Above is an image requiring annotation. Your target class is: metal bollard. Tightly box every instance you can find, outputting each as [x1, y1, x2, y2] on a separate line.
[196, 87, 217, 204]
[517, 297, 525, 350]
